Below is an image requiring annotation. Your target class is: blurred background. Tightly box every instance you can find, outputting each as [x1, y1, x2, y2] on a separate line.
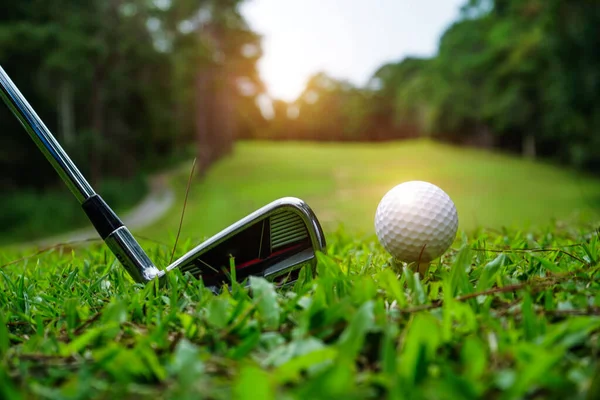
[1, 0, 599, 245]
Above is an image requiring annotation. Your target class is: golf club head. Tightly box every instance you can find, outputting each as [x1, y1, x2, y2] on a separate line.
[165, 197, 326, 289]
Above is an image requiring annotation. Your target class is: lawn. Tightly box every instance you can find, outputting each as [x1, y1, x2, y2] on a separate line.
[1, 223, 599, 398]
[2, 140, 600, 399]
[143, 139, 600, 244]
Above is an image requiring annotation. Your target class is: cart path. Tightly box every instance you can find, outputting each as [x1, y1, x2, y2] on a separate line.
[30, 174, 175, 248]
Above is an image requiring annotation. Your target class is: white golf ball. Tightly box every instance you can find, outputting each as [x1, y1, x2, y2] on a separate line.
[375, 181, 458, 263]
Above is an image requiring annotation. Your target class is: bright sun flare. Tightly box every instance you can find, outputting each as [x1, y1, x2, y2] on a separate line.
[258, 52, 313, 102]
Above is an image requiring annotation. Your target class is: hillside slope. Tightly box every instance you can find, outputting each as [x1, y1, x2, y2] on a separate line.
[142, 140, 600, 243]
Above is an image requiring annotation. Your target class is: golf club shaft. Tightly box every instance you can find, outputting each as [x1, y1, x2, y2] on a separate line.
[0, 67, 94, 204]
[0, 66, 161, 283]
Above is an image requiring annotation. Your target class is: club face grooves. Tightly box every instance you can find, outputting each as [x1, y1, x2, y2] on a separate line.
[271, 212, 309, 249]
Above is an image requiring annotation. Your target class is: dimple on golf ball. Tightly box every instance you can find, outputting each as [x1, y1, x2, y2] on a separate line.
[375, 181, 458, 263]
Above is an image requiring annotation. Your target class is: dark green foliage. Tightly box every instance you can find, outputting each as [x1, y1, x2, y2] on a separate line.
[1, 223, 599, 398]
[0, 176, 147, 244]
[0, 0, 265, 191]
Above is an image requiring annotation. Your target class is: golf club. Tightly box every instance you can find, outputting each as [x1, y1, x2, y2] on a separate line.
[0, 66, 326, 289]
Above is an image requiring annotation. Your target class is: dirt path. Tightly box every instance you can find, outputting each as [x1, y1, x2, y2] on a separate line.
[29, 174, 175, 247]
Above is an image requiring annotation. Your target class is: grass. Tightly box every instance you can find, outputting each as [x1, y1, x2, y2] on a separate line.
[1, 224, 600, 398]
[2, 140, 600, 398]
[144, 140, 600, 244]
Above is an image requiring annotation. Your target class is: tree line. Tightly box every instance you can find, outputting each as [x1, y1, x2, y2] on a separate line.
[1, 0, 599, 198]
[0, 0, 264, 191]
[257, 0, 600, 173]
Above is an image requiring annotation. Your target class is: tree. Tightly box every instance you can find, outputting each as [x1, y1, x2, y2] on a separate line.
[0, 0, 265, 191]
[370, 58, 434, 140]
[170, 0, 264, 173]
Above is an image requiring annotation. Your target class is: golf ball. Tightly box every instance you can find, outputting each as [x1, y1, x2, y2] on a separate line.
[375, 181, 458, 263]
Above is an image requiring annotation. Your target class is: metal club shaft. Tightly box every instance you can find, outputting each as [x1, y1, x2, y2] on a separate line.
[0, 66, 162, 284]
[0, 67, 95, 204]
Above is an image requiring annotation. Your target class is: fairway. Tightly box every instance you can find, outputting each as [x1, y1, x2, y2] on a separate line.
[143, 139, 600, 243]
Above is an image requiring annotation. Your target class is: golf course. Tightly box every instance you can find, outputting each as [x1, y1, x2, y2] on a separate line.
[3, 0, 600, 398]
[2, 140, 600, 399]
[144, 140, 600, 243]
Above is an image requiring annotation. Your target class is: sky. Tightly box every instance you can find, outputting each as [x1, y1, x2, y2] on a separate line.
[241, 0, 466, 102]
